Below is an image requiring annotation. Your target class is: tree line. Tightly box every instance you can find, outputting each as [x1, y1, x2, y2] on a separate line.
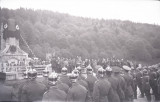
[1, 8, 160, 64]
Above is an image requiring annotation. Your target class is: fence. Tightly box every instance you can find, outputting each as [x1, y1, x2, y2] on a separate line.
[5, 65, 47, 80]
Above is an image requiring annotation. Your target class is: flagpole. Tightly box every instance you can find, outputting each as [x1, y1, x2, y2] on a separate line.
[0, 23, 3, 50]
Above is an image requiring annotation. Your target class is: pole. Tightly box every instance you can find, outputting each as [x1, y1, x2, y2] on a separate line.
[0, 23, 3, 50]
[19, 33, 36, 58]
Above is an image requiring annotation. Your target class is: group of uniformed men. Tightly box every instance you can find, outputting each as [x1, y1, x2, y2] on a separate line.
[0, 59, 160, 102]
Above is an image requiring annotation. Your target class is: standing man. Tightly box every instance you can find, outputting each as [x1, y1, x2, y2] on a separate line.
[130, 67, 138, 99]
[93, 66, 114, 102]
[157, 69, 160, 101]
[42, 72, 67, 101]
[51, 57, 58, 73]
[67, 73, 90, 102]
[41, 69, 49, 89]
[20, 69, 47, 102]
[85, 64, 97, 100]
[149, 67, 159, 101]
[18, 70, 30, 102]
[112, 66, 125, 102]
[59, 67, 71, 87]
[122, 65, 134, 102]
[105, 66, 121, 102]
[0, 72, 15, 101]
[142, 69, 151, 102]
[136, 66, 144, 98]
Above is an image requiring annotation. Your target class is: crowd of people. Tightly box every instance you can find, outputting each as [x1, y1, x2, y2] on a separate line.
[0, 57, 160, 102]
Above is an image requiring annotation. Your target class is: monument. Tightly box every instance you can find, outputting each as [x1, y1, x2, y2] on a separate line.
[0, 19, 29, 80]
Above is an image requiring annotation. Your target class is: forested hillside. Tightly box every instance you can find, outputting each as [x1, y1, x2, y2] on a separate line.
[1, 8, 160, 63]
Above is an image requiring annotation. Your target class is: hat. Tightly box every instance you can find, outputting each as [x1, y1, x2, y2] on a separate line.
[105, 66, 112, 72]
[76, 66, 81, 71]
[72, 69, 79, 75]
[86, 64, 93, 71]
[28, 69, 37, 78]
[48, 72, 58, 82]
[61, 67, 68, 72]
[0, 72, 6, 80]
[143, 69, 148, 74]
[69, 73, 78, 79]
[43, 69, 49, 77]
[112, 66, 121, 72]
[98, 67, 105, 74]
[123, 65, 131, 71]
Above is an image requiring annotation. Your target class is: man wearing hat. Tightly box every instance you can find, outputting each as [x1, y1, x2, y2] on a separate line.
[157, 69, 160, 101]
[0, 72, 15, 101]
[112, 66, 125, 102]
[85, 64, 97, 100]
[20, 69, 47, 102]
[41, 69, 50, 89]
[122, 65, 134, 102]
[67, 73, 90, 102]
[59, 67, 72, 87]
[93, 67, 114, 102]
[136, 66, 144, 98]
[42, 72, 67, 101]
[149, 66, 159, 101]
[105, 66, 121, 102]
[72, 69, 89, 91]
[56, 79, 69, 94]
[142, 69, 151, 102]
[18, 70, 30, 102]
[130, 66, 138, 99]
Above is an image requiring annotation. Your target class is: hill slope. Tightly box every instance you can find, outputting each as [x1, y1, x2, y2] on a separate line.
[1, 8, 160, 62]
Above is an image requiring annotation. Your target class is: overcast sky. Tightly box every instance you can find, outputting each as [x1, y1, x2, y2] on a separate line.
[1, 0, 160, 25]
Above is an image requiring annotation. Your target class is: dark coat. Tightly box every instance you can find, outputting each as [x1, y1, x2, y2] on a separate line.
[42, 86, 67, 102]
[67, 82, 90, 102]
[107, 76, 121, 102]
[136, 71, 143, 85]
[17, 79, 29, 102]
[21, 80, 47, 102]
[57, 80, 69, 94]
[0, 83, 15, 101]
[77, 77, 89, 91]
[114, 75, 125, 100]
[142, 75, 150, 91]
[85, 74, 97, 95]
[93, 78, 114, 102]
[122, 73, 134, 99]
[59, 74, 72, 87]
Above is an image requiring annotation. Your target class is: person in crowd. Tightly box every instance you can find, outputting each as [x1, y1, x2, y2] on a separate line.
[20, 68, 47, 102]
[105, 66, 121, 102]
[59, 66, 72, 87]
[42, 72, 67, 101]
[73, 67, 89, 90]
[130, 67, 138, 99]
[157, 69, 160, 101]
[85, 64, 97, 100]
[122, 65, 134, 102]
[41, 69, 49, 89]
[18, 70, 30, 102]
[0, 72, 16, 101]
[93, 66, 114, 102]
[67, 73, 91, 102]
[112, 66, 125, 102]
[136, 66, 144, 98]
[142, 69, 151, 102]
[149, 66, 159, 101]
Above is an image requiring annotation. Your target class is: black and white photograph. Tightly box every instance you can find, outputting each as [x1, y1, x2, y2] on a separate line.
[0, 0, 160, 102]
